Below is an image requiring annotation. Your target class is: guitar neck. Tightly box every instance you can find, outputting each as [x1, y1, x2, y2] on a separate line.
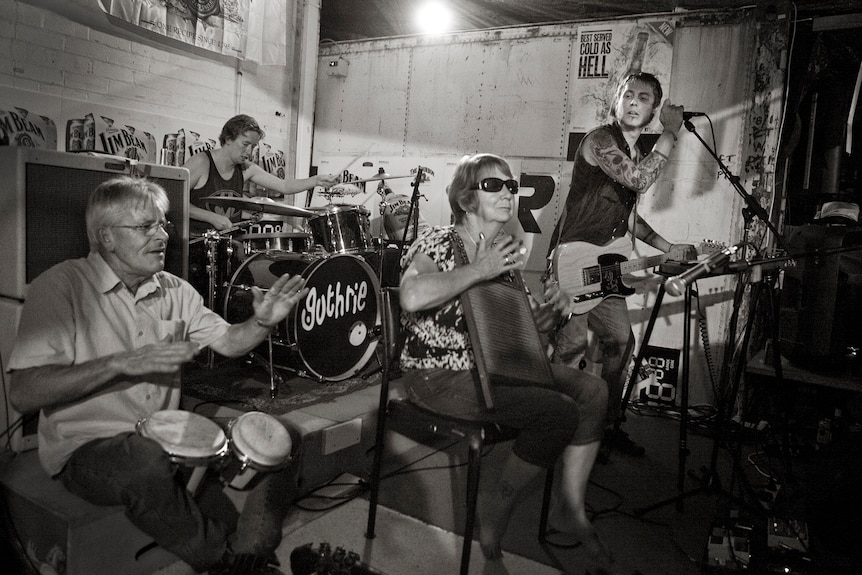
[618, 252, 672, 275]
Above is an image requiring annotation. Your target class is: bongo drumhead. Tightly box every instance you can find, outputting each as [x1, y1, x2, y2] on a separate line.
[137, 410, 227, 460]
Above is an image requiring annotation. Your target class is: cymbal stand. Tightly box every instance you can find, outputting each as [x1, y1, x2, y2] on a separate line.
[397, 166, 426, 263]
[375, 179, 391, 286]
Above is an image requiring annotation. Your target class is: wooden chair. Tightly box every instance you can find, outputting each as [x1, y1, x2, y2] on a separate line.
[365, 287, 554, 575]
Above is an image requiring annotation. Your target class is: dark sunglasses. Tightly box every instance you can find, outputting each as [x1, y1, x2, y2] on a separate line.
[476, 177, 519, 194]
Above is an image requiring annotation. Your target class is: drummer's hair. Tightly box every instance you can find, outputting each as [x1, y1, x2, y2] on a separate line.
[447, 153, 513, 224]
[220, 114, 265, 145]
[86, 176, 170, 252]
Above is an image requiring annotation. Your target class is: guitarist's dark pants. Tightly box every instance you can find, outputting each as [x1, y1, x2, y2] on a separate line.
[551, 297, 635, 427]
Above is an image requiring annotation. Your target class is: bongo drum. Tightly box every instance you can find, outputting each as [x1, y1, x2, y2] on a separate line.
[136, 410, 229, 495]
[220, 412, 293, 490]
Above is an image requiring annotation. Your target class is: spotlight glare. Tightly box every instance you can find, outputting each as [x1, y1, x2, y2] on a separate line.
[415, 2, 454, 36]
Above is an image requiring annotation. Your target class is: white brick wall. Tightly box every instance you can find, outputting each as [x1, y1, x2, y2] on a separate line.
[0, 0, 299, 155]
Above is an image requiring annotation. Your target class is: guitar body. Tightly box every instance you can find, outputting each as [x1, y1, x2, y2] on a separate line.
[552, 237, 635, 315]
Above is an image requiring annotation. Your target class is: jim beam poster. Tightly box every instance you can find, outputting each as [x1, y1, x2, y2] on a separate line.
[569, 21, 676, 135]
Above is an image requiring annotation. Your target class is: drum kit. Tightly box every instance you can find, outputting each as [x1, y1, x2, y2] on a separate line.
[191, 171, 420, 387]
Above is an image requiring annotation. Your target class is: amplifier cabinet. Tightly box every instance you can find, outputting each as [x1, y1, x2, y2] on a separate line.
[0, 147, 189, 300]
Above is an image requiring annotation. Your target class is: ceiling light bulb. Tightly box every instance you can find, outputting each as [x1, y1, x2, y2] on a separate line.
[415, 1, 453, 36]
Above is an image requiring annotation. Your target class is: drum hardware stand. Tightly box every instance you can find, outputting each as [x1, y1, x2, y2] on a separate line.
[202, 228, 227, 370]
[194, 216, 262, 370]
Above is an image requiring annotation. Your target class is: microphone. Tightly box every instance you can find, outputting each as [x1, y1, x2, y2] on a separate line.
[665, 244, 739, 297]
[683, 111, 707, 120]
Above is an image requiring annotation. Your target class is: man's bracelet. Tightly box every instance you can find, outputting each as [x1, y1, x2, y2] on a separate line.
[254, 317, 278, 329]
[666, 130, 678, 142]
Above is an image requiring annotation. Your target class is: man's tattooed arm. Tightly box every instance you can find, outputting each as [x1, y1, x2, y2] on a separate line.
[588, 129, 668, 193]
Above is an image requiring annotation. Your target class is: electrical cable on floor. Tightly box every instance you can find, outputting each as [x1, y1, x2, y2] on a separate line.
[294, 476, 370, 513]
[379, 438, 485, 481]
[0, 415, 24, 446]
[295, 436, 472, 513]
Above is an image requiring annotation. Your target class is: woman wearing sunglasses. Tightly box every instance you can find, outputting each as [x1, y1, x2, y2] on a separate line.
[398, 153, 610, 563]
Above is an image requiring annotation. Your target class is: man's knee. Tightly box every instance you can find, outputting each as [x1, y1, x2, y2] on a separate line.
[124, 434, 176, 484]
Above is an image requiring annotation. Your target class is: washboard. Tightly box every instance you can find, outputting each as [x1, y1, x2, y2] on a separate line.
[460, 270, 555, 410]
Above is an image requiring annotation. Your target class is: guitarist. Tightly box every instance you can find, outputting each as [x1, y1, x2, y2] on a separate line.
[546, 71, 695, 458]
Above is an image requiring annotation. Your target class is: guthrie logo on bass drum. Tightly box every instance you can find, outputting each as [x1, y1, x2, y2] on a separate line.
[300, 278, 370, 332]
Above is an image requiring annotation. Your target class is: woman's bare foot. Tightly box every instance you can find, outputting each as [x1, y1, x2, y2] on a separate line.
[547, 506, 614, 563]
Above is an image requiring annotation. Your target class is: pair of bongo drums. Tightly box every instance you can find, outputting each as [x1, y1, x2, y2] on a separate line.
[136, 410, 292, 494]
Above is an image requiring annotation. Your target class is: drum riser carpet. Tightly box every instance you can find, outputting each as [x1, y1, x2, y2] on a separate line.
[182, 360, 379, 415]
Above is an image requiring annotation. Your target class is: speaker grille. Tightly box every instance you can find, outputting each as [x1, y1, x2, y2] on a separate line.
[24, 163, 187, 283]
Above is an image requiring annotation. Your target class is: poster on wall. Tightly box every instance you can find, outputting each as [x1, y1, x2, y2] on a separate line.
[99, 0, 287, 65]
[569, 20, 676, 137]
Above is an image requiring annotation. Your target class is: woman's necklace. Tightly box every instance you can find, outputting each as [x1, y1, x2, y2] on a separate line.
[458, 224, 481, 258]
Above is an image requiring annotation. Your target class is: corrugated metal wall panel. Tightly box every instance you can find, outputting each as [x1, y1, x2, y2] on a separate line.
[312, 10, 788, 407]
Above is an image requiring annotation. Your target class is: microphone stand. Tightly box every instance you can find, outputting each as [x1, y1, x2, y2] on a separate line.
[683, 118, 786, 251]
[635, 120, 788, 515]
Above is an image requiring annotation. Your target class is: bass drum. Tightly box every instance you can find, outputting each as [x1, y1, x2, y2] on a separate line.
[223, 251, 381, 381]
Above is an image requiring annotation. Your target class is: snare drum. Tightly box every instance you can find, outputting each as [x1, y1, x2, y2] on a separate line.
[136, 410, 229, 494]
[307, 205, 372, 253]
[223, 251, 380, 381]
[220, 412, 292, 490]
[234, 232, 312, 258]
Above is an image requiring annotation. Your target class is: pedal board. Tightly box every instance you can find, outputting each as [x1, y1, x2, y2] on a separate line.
[768, 517, 808, 553]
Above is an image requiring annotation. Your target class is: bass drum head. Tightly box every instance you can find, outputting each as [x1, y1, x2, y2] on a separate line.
[223, 252, 381, 381]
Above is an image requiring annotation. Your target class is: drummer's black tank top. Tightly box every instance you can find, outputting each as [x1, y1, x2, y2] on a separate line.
[189, 150, 245, 235]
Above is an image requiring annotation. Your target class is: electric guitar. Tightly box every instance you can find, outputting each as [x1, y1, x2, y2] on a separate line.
[551, 237, 724, 315]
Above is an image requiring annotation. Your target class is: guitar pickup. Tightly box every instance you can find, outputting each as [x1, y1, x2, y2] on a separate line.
[582, 266, 602, 285]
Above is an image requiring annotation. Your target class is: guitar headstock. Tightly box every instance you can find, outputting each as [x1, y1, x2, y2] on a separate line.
[697, 239, 727, 256]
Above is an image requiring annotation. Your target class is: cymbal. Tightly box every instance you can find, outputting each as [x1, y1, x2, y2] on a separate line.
[200, 196, 316, 218]
[325, 183, 363, 196]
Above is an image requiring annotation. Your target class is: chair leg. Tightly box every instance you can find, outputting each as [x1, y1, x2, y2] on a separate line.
[538, 466, 555, 542]
[460, 439, 483, 575]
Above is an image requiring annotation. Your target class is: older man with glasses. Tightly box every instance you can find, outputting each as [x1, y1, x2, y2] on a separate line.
[8, 175, 305, 574]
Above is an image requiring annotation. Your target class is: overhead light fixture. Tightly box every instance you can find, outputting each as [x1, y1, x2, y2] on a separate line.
[415, 1, 454, 36]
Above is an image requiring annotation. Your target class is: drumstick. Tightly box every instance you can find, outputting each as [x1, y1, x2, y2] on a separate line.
[336, 144, 374, 180]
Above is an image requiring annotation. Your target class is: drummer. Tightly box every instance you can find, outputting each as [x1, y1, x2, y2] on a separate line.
[185, 114, 339, 235]
[7, 176, 305, 575]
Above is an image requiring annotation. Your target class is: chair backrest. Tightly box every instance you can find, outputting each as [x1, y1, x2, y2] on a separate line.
[460, 271, 555, 410]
